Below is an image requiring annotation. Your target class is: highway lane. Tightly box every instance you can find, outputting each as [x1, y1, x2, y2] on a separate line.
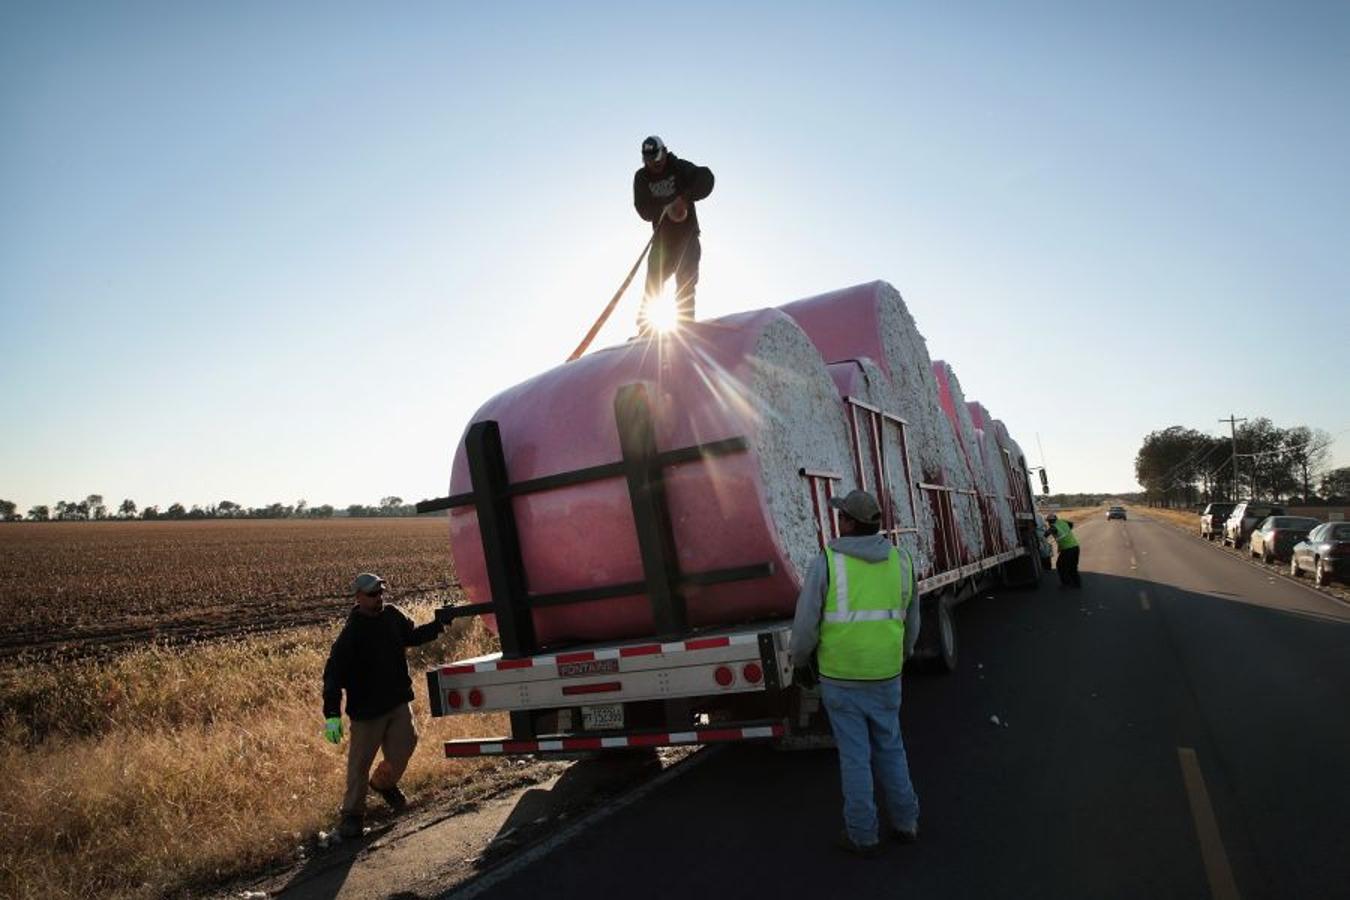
[468, 513, 1349, 900]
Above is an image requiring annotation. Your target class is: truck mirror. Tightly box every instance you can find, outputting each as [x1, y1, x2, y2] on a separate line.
[1039, 470, 1050, 495]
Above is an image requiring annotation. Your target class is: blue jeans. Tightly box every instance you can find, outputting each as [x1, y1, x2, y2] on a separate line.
[820, 678, 920, 845]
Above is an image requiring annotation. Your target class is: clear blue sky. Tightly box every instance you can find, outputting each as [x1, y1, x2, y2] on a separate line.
[3, 1, 1348, 511]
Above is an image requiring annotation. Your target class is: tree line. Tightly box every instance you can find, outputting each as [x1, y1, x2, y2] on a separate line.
[1135, 419, 1348, 507]
[0, 495, 439, 522]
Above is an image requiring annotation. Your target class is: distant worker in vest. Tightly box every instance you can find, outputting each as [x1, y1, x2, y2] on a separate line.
[789, 489, 922, 858]
[632, 135, 715, 335]
[1044, 513, 1081, 588]
[322, 572, 446, 839]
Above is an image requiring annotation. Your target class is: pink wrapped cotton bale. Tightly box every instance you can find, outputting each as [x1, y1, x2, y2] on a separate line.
[933, 361, 1017, 554]
[779, 281, 983, 569]
[446, 309, 853, 649]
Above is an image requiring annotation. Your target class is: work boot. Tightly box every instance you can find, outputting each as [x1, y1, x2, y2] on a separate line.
[891, 825, 920, 844]
[372, 783, 408, 812]
[834, 831, 881, 858]
[337, 813, 365, 839]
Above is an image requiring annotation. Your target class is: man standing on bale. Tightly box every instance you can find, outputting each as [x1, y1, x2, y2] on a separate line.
[1045, 513, 1081, 588]
[322, 572, 445, 838]
[632, 135, 714, 334]
[789, 489, 922, 858]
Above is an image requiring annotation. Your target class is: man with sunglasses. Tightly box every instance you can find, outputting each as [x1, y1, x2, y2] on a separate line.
[322, 572, 445, 838]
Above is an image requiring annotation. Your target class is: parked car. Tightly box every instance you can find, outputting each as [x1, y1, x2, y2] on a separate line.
[1248, 516, 1320, 564]
[1106, 506, 1126, 520]
[1290, 522, 1350, 586]
[1223, 501, 1285, 548]
[1200, 502, 1236, 541]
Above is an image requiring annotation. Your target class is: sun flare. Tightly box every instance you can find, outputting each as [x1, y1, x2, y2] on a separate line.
[645, 284, 683, 334]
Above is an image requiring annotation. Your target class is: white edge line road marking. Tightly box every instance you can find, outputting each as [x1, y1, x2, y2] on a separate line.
[1177, 747, 1241, 900]
[443, 746, 726, 900]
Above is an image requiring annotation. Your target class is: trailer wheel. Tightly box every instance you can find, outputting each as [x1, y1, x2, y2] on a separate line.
[918, 595, 958, 674]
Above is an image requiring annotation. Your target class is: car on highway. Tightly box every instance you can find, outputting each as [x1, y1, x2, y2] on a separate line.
[1290, 522, 1350, 586]
[1248, 515, 1320, 564]
[1223, 501, 1285, 549]
[1106, 506, 1126, 520]
[1200, 501, 1236, 541]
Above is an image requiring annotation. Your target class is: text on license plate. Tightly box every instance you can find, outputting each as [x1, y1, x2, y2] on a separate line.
[581, 703, 624, 731]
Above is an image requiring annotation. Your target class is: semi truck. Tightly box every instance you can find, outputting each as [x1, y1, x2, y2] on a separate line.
[415, 281, 1043, 758]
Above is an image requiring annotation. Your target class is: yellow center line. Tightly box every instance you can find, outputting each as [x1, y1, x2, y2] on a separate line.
[1177, 747, 1241, 900]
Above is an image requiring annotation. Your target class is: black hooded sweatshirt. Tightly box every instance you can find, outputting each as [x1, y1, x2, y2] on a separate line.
[322, 605, 443, 720]
[633, 152, 715, 244]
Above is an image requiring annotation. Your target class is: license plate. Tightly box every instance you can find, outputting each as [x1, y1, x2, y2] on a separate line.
[581, 703, 624, 731]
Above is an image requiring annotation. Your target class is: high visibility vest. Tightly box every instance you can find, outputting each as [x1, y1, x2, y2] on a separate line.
[818, 547, 913, 681]
[1051, 520, 1079, 550]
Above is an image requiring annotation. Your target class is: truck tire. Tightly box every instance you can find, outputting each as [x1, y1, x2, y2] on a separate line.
[918, 595, 958, 675]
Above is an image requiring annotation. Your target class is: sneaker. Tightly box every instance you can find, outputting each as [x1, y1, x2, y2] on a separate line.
[337, 813, 365, 839]
[835, 831, 881, 858]
[372, 784, 408, 812]
[891, 825, 919, 844]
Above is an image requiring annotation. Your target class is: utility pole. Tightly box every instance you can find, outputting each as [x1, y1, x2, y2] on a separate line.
[1219, 414, 1247, 500]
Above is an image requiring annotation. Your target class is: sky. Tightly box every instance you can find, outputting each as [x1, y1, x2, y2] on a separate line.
[2, 0, 1348, 512]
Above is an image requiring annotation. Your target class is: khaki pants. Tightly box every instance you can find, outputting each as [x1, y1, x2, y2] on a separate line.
[341, 703, 418, 815]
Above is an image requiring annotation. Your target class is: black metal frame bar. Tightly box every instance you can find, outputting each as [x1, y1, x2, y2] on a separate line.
[421, 383, 774, 659]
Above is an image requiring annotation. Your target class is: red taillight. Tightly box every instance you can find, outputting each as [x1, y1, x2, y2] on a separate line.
[714, 665, 735, 687]
[447, 690, 463, 709]
[468, 688, 484, 708]
[742, 662, 764, 684]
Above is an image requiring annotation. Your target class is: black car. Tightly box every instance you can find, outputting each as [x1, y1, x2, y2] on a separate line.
[1106, 506, 1126, 520]
[1290, 522, 1350, 586]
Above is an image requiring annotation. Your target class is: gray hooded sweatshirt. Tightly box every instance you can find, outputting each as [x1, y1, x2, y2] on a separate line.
[788, 534, 921, 687]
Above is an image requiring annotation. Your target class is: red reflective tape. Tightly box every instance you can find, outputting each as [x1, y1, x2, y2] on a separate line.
[555, 651, 596, 664]
[440, 664, 475, 675]
[620, 644, 662, 658]
[495, 659, 534, 670]
[696, 728, 745, 742]
[627, 732, 671, 747]
[562, 737, 603, 750]
[444, 743, 486, 757]
[501, 741, 540, 754]
[560, 680, 623, 696]
[684, 637, 731, 651]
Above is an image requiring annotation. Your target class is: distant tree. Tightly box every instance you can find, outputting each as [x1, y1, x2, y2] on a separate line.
[141, 505, 160, 520]
[346, 504, 371, 518]
[295, 499, 308, 517]
[165, 502, 187, 519]
[27, 504, 50, 521]
[119, 498, 138, 518]
[1282, 426, 1333, 501]
[0, 499, 17, 521]
[1134, 427, 1212, 506]
[1320, 466, 1350, 502]
[186, 504, 208, 519]
[311, 503, 335, 518]
[86, 494, 106, 520]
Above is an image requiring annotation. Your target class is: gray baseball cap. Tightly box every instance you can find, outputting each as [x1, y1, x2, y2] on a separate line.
[641, 135, 666, 162]
[351, 572, 387, 596]
[829, 489, 882, 525]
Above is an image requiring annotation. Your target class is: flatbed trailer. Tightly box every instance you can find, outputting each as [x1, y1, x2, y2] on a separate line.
[418, 369, 1044, 759]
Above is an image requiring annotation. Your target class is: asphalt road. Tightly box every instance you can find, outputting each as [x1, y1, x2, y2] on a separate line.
[471, 513, 1350, 900]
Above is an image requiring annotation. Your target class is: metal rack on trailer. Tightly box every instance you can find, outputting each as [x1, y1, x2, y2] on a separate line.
[416, 383, 1041, 758]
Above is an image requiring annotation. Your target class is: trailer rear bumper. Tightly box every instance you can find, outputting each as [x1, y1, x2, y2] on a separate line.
[444, 721, 786, 757]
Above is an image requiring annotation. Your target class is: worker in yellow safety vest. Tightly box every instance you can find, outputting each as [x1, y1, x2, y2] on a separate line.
[1044, 513, 1082, 588]
[789, 489, 921, 857]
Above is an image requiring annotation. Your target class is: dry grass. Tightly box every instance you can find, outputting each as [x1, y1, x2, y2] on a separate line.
[0, 601, 508, 900]
[1050, 506, 1098, 525]
[1131, 506, 1199, 530]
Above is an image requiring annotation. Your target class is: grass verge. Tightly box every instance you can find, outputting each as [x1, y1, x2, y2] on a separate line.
[0, 600, 507, 900]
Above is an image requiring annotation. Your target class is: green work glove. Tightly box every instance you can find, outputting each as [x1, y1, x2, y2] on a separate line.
[323, 716, 343, 744]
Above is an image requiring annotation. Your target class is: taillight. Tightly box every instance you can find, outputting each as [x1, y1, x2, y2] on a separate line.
[468, 688, 484, 708]
[742, 663, 764, 684]
[714, 665, 734, 687]
[447, 690, 463, 710]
